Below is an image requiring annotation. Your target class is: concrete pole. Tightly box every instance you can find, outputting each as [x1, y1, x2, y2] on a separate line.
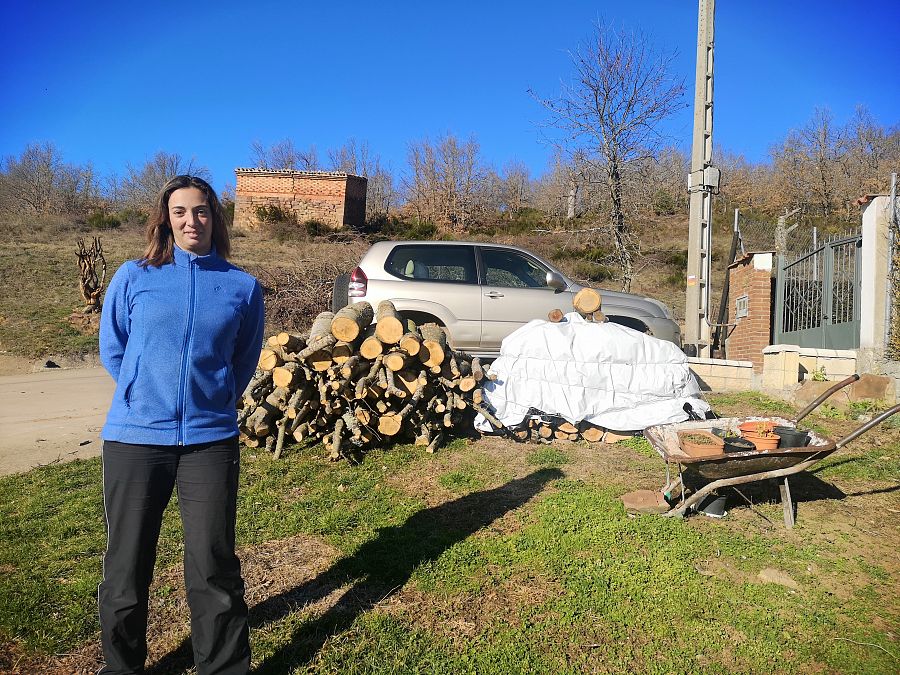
[685, 0, 716, 357]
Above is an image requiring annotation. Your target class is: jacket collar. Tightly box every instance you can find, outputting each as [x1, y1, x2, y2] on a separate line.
[173, 243, 218, 267]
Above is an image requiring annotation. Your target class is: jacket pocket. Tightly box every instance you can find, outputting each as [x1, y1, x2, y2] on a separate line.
[123, 356, 140, 408]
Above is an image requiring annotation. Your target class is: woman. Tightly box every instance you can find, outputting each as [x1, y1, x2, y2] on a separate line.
[98, 175, 265, 674]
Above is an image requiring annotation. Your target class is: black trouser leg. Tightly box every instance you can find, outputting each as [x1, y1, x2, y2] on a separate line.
[177, 436, 250, 675]
[99, 441, 177, 675]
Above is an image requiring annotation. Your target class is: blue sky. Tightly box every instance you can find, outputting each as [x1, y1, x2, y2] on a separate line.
[2, 0, 898, 192]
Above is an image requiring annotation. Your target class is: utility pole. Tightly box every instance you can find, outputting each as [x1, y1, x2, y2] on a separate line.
[685, 0, 718, 357]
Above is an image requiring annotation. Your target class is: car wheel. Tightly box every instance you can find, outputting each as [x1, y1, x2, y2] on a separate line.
[332, 273, 350, 313]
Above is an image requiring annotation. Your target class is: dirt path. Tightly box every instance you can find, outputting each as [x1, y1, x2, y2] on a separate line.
[0, 367, 114, 476]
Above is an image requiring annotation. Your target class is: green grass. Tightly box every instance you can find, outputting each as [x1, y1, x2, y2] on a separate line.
[707, 391, 795, 416]
[2, 436, 897, 674]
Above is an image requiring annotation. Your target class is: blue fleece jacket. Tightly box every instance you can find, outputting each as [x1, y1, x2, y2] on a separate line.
[100, 245, 265, 445]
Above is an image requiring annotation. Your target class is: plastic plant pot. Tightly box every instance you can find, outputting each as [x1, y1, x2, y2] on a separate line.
[723, 436, 756, 453]
[774, 426, 810, 448]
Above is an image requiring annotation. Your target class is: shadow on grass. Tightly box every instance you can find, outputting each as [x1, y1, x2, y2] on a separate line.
[149, 468, 562, 674]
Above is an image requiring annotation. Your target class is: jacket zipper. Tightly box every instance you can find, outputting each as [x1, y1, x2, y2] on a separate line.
[177, 259, 196, 445]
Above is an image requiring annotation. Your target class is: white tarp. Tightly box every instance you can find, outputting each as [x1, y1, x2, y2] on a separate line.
[475, 313, 709, 432]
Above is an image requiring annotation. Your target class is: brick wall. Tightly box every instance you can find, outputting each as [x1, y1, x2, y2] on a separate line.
[725, 252, 774, 372]
[234, 169, 367, 230]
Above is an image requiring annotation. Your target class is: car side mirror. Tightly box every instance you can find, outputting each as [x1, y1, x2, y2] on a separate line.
[546, 271, 566, 291]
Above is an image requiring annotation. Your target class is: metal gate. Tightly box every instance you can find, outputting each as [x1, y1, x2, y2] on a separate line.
[774, 234, 862, 349]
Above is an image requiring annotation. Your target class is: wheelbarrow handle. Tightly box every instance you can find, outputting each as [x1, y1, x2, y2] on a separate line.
[794, 374, 860, 423]
[835, 403, 900, 449]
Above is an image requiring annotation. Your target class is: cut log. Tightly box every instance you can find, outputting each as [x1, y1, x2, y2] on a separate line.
[331, 302, 373, 342]
[275, 332, 306, 352]
[258, 348, 283, 372]
[573, 288, 602, 314]
[548, 308, 564, 323]
[419, 323, 447, 367]
[557, 421, 578, 435]
[399, 330, 422, 356]
[332, 341, 355, 364]
[592, 310, 607, 323]
[375, 300, 405, 345]
[272, 362, 304, 389]
[579, 423, 604, 443]
[309, 311, 335, 342]
[377, 412, 402, 436]
[383, 351, 409, 372]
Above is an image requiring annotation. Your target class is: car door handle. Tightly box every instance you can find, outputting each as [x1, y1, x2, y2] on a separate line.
[484, 291, 505, 298]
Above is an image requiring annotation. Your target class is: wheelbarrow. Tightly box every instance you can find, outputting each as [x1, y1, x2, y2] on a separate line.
[644, 375, 900, 528]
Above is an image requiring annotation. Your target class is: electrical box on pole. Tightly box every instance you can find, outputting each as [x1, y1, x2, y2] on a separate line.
[685, 0, 716, 357]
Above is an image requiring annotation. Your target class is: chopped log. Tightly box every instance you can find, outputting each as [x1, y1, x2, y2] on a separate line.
[307, 348, 333, 372]
[275, 332, 306, 352]
[579, 422, 604, 443]
[573, 288, 602, 313]
[470, 357, 484, 381]
[399, 330, 421, 356]
[375, 300, 404, 345]
[355, 407, 373, 426]
[592, 310, 607, 323]
[359, 324, 384, 359]
[267, 335, 280, 347]
[383, 351, 409, 373]
[557, 421, 578, 435]
[537, 424, 553, 439]
[298, 332, 337, 358]
[258, 348, 284, 371]
[309, 311, 335, 342]
[332, 341, 356, 364]
[272, 362, 304, 389]
[548, 308, 564, 323]
[419, 323, 447, 368]
[339, 355, 362, 378]
[377, 412, 402, 436]
[458, 375, 477, 392]
[331, 301, 373, 342]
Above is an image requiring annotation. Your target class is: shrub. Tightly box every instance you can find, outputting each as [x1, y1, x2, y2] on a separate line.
[86, 210, 121, 230]
[255, 204, 296, 225]
[116, 208, 147, 227]
[304, 220, 329, 237]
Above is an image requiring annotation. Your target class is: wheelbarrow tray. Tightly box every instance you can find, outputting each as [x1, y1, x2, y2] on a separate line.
[644, 417, 836, 482]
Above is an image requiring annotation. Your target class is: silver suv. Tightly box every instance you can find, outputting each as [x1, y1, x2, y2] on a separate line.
[333, 240, 681, 358]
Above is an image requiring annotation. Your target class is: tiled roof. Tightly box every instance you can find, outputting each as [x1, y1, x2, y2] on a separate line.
[234, 167, 364, 180]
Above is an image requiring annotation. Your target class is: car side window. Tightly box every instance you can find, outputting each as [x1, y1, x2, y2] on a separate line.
[481, 249, 549, 289]
[385, 245, 476, 284]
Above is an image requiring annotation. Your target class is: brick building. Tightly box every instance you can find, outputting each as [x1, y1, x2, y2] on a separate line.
[725, 251, 774, 372]
[234, 168, 367, 230]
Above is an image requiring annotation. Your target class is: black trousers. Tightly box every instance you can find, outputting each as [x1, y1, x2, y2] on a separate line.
[98, 437, 250, 675]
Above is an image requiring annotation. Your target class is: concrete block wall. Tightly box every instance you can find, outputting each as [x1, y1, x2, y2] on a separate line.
[688, 357, 755, 392]
[234, 169, 367, 230]
[725, 252, 774, 373]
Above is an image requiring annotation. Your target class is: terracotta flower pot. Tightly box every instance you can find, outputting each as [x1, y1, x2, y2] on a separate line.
[677, 430, 725, 458]
[742, 432, 780, 451]
[738, 420, 775, 435]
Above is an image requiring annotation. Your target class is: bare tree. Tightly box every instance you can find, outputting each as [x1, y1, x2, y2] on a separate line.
[112, 152, 210, 211]
[403, 133, 489, 232]
[531, 22, 686, 291]
[328, 138, 396, 221]
[250, 139, 319, 171]
[0, 142, 100, 216]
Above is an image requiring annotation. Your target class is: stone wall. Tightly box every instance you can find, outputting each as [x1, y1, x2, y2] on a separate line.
[725, 252, 774, 372]
[234, 169, 367, 230]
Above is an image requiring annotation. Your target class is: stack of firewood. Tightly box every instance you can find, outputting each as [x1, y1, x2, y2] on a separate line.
[238, 300, 502, 460]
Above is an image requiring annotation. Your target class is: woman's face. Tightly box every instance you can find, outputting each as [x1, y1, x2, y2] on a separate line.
[168, 186, 213, 255]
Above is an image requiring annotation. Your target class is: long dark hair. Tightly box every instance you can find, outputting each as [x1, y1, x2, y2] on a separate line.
[141, 175, 230, 267]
